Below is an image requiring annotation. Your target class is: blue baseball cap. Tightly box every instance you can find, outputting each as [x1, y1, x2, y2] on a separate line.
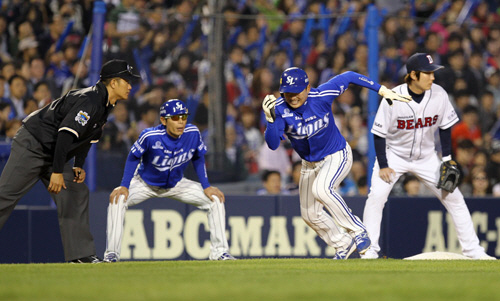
[279, 67, 309, 94]
[406, 53, 444, 73]
[160, 99, 189, 117]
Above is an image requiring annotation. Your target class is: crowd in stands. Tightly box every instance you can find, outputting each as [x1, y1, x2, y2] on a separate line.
[1, 0, 500, 196]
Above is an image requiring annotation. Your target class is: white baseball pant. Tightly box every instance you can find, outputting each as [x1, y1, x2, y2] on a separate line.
[299, 144, 367, 250]
[363, 149, 486, 258]
[105, 176, 229, 260]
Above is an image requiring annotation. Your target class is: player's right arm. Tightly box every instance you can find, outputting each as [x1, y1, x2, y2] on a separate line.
[374, 134, 396, 183]
[263, 95, 285, 150]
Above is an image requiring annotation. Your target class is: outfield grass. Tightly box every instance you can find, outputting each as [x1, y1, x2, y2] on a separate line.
[1, 259, 499, 301]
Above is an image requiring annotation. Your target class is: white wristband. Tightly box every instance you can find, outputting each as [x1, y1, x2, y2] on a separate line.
[442, 155, 452, 162]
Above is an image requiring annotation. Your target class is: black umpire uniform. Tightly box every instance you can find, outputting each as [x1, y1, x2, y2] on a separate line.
[0, 60, 140, 262]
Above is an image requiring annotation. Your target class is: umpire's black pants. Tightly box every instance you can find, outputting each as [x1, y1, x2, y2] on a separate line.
[0, 126, 95, 261]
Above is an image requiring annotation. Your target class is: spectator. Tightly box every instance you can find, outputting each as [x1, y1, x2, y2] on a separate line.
[0, 15, 12, 63]
[32, 81, 53, 108]
[455, 139, 476, 182]
[136, 104, 159, 135]
[257, 140, 292, 185]
[478, 90, 497, 134]
[100, 101, 136, 153]
[286, 161, 301, 194]
[452, 105, 482, 151]
[402, 174, 421, 197]
[105, 0, 141, 54]
[0, 102, 10, 137]
[4, 119, 22, 141]
[470, 166, 491, 197]
[257, 170, 289, 195]
[486, 139, 500, 188]
[192, 87, 209, 133]
[239, 105, 262, 174]
[7, 75, 28, 120]
[23, 98, 38, 117]
[356, 175, 368, 196]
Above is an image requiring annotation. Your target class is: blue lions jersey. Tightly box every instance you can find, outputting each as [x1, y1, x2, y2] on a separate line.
[265, 71, 381, 162]
[130, 123, 207, 188]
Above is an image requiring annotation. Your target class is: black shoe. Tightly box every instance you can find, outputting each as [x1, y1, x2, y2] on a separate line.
[70, 255, 102, 264]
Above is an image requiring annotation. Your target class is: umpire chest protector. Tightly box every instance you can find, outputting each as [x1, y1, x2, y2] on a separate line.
[23, 82, 113, 158]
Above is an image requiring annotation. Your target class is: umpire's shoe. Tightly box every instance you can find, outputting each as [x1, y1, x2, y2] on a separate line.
[354, 230, 371, 255]
[70, 255, 103, 264]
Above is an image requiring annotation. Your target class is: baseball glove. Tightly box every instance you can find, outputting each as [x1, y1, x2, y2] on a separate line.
[436, 160, 461, 193]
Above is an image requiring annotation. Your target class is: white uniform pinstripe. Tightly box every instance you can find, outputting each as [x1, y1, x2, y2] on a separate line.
[363, 83, 487, 258]
[299, 143, 366, 249]
[105, 175, 229, 260]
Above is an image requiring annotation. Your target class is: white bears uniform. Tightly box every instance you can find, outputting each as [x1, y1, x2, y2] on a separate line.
[363, 83, 489, 259]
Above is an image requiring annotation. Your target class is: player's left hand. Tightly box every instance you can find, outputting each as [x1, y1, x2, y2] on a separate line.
[204, 186, 225, 203]
[73, 167, 86, 183]
[48, 173, 66, 194]
[378, 85, 412, 105]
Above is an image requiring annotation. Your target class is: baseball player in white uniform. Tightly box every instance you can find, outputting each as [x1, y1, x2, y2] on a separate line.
[362, 53, 495, 260]
[103, 99, 235, 262]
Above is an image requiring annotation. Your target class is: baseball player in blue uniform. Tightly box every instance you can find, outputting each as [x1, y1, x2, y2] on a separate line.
[262, 67, 412, 259]
[104, 99, 235, 262]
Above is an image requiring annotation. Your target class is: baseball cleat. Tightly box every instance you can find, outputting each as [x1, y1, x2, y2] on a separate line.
[216, 253, 237, 260]
[103, 252, 120, 262]
[333, 239, 356, 260]
[70, 255, 102, 264]
[354, 230, 371, 254]
[360, 249, 379, 259]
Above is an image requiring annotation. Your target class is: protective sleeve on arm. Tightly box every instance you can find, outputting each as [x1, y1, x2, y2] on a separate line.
[439, 128, 452, 158]
[119, 152, 141, 188]
[53, 130, 75, 173]
[264, 121, 281, 150]
[192, 155, 210, 189]
[374, 135, 389, 169]
[340, 71, 382, 92]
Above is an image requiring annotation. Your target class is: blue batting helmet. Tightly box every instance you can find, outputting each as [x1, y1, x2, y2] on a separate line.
[279, 67, 309, 94]
[160, 99, 189, 117]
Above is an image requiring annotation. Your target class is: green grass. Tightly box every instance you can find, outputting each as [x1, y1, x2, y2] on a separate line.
[1, 259, 499, 301]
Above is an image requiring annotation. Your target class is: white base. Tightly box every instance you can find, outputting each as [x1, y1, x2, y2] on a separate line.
[403, 251, 471, 260]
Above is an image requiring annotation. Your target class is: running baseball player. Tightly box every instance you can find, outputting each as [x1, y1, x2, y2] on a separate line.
[262, 67, 412, 259]
[361, 53, 495, 260]
[104, 99, 235, 262]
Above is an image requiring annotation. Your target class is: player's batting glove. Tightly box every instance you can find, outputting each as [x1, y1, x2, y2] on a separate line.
[262, 94, 276, 123]
[378, 85, 412, 106]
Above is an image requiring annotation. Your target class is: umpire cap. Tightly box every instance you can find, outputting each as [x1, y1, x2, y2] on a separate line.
[406, 53, 443, 73]
[160, 99, 189, 117]
[279, 67, 309, 94]
[100, 60, 140, 82]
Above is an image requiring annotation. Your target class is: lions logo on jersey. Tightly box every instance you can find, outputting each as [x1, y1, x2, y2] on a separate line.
[75, 111, 90, 126]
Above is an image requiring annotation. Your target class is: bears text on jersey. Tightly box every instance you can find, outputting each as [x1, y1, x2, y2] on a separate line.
[396, 115, 439, 130]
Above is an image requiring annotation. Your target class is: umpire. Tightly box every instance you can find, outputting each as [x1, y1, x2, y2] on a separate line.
[0, 59, 140, 263]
